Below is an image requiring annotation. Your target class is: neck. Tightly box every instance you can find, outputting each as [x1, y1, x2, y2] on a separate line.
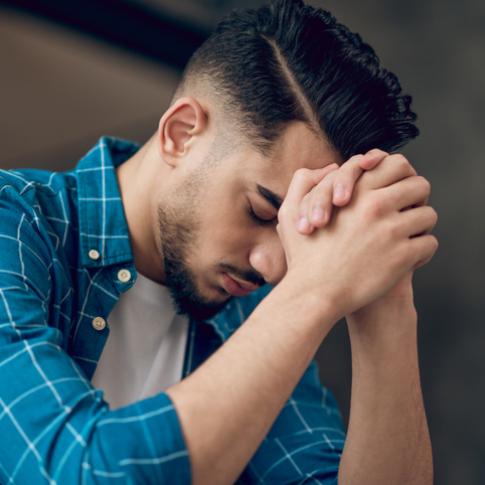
[116, 135, 167, 285]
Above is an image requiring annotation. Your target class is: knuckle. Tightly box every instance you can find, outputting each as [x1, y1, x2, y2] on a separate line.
[368, 148, 388, 157]
[365, 196, 385, 218]
[418, 176, 431, 194]
[318, 178, 335, 198]
[391, 243, 409, 270]
[309, 186, 333, 220]
[393, 154, 409, 170]
[391, 153, 416, 175]
[341, 155, 361, 175]
[294, 168, 310, 181]
[345, 153, 364, 168]
[348, 152, 364, 162]
[429, 235, 439, 252]
[400, 242, 414, 265]
[428, 207, 438, 225]
[299, 192, 311, 209]
[320, 168, 338, 183]
[349, 156, 365, 174]
[388, 219, 401, 240]
[358, 170, 373, 189]
[325, 162, 340, 173]
[334, 171, 352, 188]
[277, 206, 287, 222]
[310, 177, 333, 200]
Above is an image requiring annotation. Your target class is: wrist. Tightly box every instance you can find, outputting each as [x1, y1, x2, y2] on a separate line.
[347, 308, 418, 365]
[274, 275, 341, 331]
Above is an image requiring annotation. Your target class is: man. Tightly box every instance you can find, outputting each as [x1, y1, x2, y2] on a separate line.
[0, 0, 437, 483]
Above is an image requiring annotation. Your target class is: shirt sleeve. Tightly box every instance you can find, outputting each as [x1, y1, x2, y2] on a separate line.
[236, 360, 346, 484]
[0, 202, 191, 484]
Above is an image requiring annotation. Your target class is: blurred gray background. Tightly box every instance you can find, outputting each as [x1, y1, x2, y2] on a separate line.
[1, 0, 484, 483]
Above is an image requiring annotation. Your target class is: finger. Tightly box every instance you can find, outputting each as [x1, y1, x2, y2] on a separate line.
[285, 164, 339, 208]
[408, 234, 439, 269]
[414, 250, 435, 270]
[360, 154, 417, 190]
[307, 172, 336, 228]
[332, 154, 366, 206]
[332, 150, 388, 207]
[395, 206, 438, 238]
[378, 175, 431, 211]
[285, 164, 339, 226]
[297, 191, 316, 234]
[296, 167, 339, 233]
[305, 151, 385, 228]
[358, 148, 389, 170]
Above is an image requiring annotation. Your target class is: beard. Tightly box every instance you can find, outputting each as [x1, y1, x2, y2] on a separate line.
[157, 198, 231, 321]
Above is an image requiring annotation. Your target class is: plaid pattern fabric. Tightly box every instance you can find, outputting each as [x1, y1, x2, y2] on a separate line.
[0, 136, 345, 484]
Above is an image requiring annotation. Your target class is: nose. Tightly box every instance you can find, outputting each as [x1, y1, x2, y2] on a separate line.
[249, 234, 287, 286]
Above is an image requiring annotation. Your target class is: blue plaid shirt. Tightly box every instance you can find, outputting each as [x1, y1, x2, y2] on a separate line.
[0, 136, 345, 484]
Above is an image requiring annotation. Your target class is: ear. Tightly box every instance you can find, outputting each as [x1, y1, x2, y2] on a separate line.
[157, 96, 208, 167]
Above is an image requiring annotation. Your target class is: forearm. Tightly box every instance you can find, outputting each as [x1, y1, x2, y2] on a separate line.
[339, 308, 432, 485]
[166, 281, 336, 485]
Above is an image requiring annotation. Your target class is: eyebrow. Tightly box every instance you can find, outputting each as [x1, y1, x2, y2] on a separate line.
[256, 184, 283, 210]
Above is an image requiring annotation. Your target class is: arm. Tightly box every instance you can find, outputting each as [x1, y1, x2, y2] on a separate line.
[166, 279, 339, 485]
[166, 156, 437, 484]
[238, 358, 346, 483]
[339, 274, 433, 485]
[296, 151, 434, 484]
[0, 203, 189, 484]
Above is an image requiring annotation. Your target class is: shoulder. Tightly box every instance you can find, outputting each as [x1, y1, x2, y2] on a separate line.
[0, 169, 57, 272]
[0, 169, 39, 230]
[0, 167, 72, 202]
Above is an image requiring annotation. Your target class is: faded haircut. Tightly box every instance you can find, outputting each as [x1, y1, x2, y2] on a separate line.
[175, 0, 419, 160]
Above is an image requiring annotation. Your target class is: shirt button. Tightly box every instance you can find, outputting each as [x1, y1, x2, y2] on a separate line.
[92, 317, 106, 331]
[117, 269, 132, 283]
[88, 249, 100, 261]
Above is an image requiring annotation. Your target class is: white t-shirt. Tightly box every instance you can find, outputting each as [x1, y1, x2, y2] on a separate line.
[91, 271, 189, 410]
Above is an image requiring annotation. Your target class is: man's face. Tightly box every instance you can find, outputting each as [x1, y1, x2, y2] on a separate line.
[156, 121, 339, 320]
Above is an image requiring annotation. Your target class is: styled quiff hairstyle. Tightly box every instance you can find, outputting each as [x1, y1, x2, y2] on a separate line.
[176, 0, 419, 160]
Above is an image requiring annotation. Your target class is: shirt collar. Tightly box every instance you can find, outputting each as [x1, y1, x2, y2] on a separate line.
[205, 284, 273, 342]
[75, 136, 140, 268]
[74, 136, 271, 342]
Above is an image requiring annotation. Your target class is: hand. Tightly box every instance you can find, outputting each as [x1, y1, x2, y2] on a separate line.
[277, 152, 438, 322]
[296, 149, 388, 234]
[297, 150, 434, 333]
[346, 271, 416, 341]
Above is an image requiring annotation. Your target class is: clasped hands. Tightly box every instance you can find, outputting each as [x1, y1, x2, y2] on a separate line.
[277, 149, 438, 324]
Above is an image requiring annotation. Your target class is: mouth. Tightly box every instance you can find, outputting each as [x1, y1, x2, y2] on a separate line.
[221, 272, 260, 297]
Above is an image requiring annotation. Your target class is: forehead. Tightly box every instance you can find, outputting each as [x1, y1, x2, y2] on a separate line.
[247, 122, 341, 196]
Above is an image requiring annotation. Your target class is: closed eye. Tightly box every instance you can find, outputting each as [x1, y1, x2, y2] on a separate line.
[247, 204, 277, 226]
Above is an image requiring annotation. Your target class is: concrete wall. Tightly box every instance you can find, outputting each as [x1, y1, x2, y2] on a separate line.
[1, 1, 484, 483]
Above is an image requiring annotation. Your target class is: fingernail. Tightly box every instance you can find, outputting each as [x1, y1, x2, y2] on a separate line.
[334, 184, 346, 201]
[311, 208, 325, 223]
[297, 217, 310, 232]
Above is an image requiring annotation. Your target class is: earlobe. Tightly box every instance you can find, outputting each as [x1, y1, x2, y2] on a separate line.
[157, 97, 208, 167]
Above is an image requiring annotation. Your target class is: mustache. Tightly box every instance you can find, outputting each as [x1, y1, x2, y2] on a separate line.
[219, 263, 266, 287]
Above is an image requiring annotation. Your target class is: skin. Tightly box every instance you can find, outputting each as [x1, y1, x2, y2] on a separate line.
[116, 92, 436, 484]
[117, 95, 340, 305]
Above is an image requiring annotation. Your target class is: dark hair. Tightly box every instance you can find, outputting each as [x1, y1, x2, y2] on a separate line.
[179, 0, 419, 160]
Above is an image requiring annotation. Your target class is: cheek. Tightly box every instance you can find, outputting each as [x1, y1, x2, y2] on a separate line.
[203, 225, 248, 254]
[194, 189, 256, 261]
[196, 219, 254, 265]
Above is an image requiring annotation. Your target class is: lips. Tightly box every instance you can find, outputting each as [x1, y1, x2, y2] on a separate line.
[221, 272, 259, 297]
